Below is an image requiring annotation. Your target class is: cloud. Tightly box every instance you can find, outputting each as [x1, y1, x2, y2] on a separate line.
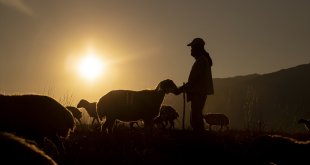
[0, 0, 34, 16]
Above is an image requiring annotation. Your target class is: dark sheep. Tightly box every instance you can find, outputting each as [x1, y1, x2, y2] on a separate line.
[250, 134, 310, 164]
[66, 106, 82, 124]
[203, 113, 229, 131]
[0, 94, 75, 162]
[298, 119, 310, 132]
[0, 132, 58, 165]
[154, 105, 179, 130]
[77, 99, 100, 125]
[97, 79, 178, 135]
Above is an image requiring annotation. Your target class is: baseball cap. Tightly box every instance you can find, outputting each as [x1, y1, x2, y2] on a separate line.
[187, 38, 205, 47]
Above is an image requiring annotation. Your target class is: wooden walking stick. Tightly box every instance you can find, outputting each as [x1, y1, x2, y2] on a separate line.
[182, 82, 186, 130]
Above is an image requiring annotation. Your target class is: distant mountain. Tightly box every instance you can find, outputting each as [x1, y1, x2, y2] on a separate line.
[163, 63, 310, 133]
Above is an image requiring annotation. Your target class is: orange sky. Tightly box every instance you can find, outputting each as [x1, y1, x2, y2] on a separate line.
[1, 0, 309, 105]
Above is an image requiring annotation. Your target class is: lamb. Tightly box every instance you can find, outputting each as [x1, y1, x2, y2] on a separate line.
[298, 119, 310, 132]
[0, 132, 58, 165]
[154, 105, 179, 130]
[77, 99, 100, 125]
[203, 113, 229, 131]
[0, 94, 75, 162]
[96, 79, 178, 135]
[66, 106, 82, 124]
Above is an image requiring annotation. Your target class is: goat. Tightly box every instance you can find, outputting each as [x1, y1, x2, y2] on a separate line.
[154, 105, 179, 130]
[203, 113, 229, 131]
[77, 99, 100, 125]
[0, 94, 75, 162]
[298, 119, 310, 132]
[96, 79, 178, 135]
[0, 132, 57, 165]
[66, 106, 82, 124]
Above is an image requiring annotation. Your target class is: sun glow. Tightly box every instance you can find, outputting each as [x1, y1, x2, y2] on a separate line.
[78, 51, 105, 82]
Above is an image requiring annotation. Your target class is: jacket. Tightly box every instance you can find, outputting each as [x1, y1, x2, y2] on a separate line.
[182, 55, 214, 101]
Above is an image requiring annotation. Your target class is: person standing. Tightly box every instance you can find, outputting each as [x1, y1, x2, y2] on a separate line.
[174, 37, 214, 133]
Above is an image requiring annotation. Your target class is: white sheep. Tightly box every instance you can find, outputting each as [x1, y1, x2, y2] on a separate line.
[0, 94, 75, 162]
[66, 106, 82, 124]
[154, 105, 179, 130]
[96, 79, 178, 135]
[203, 113, 229, 131]
[77, 99, 100, 125]
[0, 132, 58, 165]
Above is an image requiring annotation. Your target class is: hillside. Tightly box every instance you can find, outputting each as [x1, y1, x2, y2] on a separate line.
[163, 63, 310, 133]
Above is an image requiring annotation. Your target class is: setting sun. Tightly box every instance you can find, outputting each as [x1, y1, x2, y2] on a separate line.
[78, 52, 105, 82]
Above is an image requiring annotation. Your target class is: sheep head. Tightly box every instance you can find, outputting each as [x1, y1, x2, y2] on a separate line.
[77, 99, 89, 108]
[156, 79, 178, 94]
[298, 119, 307, 124]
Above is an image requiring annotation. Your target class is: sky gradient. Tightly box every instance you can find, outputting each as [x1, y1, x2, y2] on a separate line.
[1, 0, 309, 105]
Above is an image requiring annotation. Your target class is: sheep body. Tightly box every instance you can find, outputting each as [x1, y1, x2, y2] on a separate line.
[203, 113, 229, 131]
[0, 132, 58, 165]
[0, 94, 75, 161]
[154, 105, 179, 129]
[97, 79, 178, 134]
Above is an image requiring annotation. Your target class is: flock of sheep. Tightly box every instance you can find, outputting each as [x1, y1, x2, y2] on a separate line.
[0, 79, 232, 164]
[2, 78, 310, 164]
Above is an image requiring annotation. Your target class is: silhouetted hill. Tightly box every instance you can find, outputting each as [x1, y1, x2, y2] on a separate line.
[164, 63, 310, 133]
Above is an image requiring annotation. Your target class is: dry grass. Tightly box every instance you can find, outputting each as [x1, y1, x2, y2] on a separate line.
[55, 123, 310, 165]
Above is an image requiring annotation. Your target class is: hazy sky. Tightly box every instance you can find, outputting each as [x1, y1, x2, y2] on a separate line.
[1, 0, 309, 105]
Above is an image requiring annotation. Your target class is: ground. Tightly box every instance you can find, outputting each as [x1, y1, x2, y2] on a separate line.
[56, 124, 310, 165]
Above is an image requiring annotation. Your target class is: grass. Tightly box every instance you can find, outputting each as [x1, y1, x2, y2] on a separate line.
[55, 123, 310, 165]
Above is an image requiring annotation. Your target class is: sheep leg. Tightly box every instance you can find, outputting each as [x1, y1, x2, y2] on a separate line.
[160, 121, 166, 129]
[143, 119, 154, 137]
[163, 121, 168, 129]
[107, 119, 116, 134]
[91, 118, 96, 125]
[170, 120, 175, 129]
[101, 118, 111, 133]
[100, 117, 116, 134]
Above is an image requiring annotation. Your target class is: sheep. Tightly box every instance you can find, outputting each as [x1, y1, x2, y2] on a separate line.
[77, 99, 100, 125]
[298, 119, 310, 132]
[116, 120, 141, 128]
[114, 120, 142, 131]
[154, 105, 179, 130]
[66, 106, 82, 124]
[0, 94, 75, 162]
[250, 134, 310, 164]
[0, 132, 58, 165]
[203, 113, 229, 131]
[96, 79, 178, 135]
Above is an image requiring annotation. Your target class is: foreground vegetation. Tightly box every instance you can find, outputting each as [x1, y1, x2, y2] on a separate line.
[58, 123, 310, 165]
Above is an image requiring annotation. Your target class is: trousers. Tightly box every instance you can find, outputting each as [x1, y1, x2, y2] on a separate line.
[190, 94, 207, 131]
